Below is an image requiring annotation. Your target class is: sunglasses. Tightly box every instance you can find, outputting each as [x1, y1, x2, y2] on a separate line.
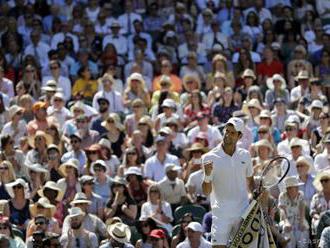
[83, 181, 94, 185]
[127, 152, 136, 155]
[26, 70, 35, 73]
[150, 190, 159, 193]
[54, 98, 62, 102]
[321, 178, 330, 184]
[71, 139, 80, 144]
[50, 66, 59, 70]
[0, 225, 8, 230]
[88, 151, 98, 155]
[35, 221, 46, 225]
[107, 120, 114, 123]
[133, 105, 142, 108]
[142, 223, 149, 227]
[0, 167, 8, 170]
[113, 184, 123, 188]
[258, 130, 268, 134]
[291, 145, 301, 149]
[13, 185, 23, 189]
[285, 127, 296, 131]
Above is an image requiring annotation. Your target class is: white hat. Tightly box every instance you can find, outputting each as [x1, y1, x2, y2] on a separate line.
[226, 117, 244, 133]
[38, 181, 64, 202]
[53, 92, 64, 100]
[98, 138, 112, 151]
[159, 127, 172, 136]
[241, 69, 256, 80]
[247, 99, 263, 111]
[165, 163, 181, 173]
[266, 74, 286, 90]
[70, 192, 92, 206]
[26, 163, 48, 174]
[58, 159, 79, 177]
[5, 178, 30, 199]
[295, 70, 310, 80]
[127, 72, 146, 88]
[289, 138, 303, 148]
[313, 170, 330, 191]
[101, 113, 125, 131]
[68, 207, 85, 218]
[30, 197, 56, 217]
[284, 176, 304, 188]
[8, 105, 23, 119]
[90, 160, 109, 175]
[255, 139, 274, 152]
[311, 99, 323, 109]
[124, 166, 143, 177]
[108, 222, 131, 244]
[161, 99, 177, 109]
[296, 156, 314, 173]
[186, 222, 203, 232]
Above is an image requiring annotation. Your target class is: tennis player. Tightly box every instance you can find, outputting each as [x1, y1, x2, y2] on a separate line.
[202, 117, 255, 248]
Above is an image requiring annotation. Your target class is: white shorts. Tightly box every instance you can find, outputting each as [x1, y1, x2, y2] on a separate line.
[211, 214, 241, 245]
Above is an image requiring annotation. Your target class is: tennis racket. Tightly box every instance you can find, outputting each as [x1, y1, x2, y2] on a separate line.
[227, 156, 290, 247]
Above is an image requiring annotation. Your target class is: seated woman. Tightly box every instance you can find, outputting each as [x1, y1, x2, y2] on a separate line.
[136, 216, 159, 248]
[0, 161, 16, 200]
[5, 178, 31, 232]
[141, 185, 173, 235]
[72, 65, 98, 103]
[118, 147, 143, 177]
[104, 176, 137, 225]
[171, 213, 194, 248]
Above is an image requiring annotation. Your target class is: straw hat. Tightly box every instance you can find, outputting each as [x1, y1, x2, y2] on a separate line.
[70, 101, 86, 114]
[58, 159, 79, 177]
[105, 216, 123, 227]
[259, 109, 272, 119]
[108, 222, 131, 244]
[98, 138, 112, 152]
[241, 69, 256, 80]
[101, 113, 125, 131]
[266, 74, 286, 90]
[28, 130, 53, 149]
[30, 197, 56, 217]
[127, 72, 146, 88]
[296, 156, 314, 173]
[112, 176, 127, 186]
[8, 105, 23, 119]
[68, 207, 85, 218]
[247, 99, 263, 111]
[26, 163, 48, 174]
[284, 176, 304, 188]
[70, 192, 92, 206]
[138, 115, 153, 128]
[314, 170, 330, 191]
[32, 101, 48, 112]
[182, 74, 201, 90]
[295, 70, 310, 81]
[5, 178, 29, 199]
[37, 181, 64, 202]
[183, 142, 208, 159]
[255, 139, 274, 152]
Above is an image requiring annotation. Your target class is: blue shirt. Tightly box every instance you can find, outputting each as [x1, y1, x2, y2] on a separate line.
[252, 127, 282, 144]
[91, 116, 108, 136]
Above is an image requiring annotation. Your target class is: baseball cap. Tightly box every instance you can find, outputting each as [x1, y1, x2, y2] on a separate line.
[149, 229, 166, 239]
[165, 163, 181, 173]
[225, 117, 244, 133]
[186, 222, 203, 232]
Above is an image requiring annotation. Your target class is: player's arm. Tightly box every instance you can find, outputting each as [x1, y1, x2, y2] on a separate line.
[202, 161, 213, 196]
[246, 176, 256, 200]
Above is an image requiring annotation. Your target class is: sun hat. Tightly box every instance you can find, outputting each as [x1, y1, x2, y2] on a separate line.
[149, 229, 166, 239]
[26, 163, 48, 174]
[70, 101, 86, 114]
[266, 74, 286, 90]
[247, 99, 263, 111]
[124, 166, 143, 178]
[289, 138, 303, 148]
[186, 222, 203, 232]
[183, 74, 201, 90]
[90, 160, 109, 174]
[68, 207, 85, 218]
[58, 159, 79, 177]
[101, 113, 125, 131]
[233, 110, 248, 120]
[225, 117, 244, 133]
[295, 70, 310, 81]
[70, 192, 92, 206]
[41, 80, 57, 92]
[159, 75, 172, 87]
[112, 176, 127, 186]
[37, 181, 63, 202]
[161, 99, 177, 109]
[296, 156, 314, 173]
[165, 116, 180, 127]
[159, 127, 172, 136]
[241, 69, 256, 80]
[47, 144, 60, 152]
[255, 139, 274, 152]
[313, 170, 330, 191]
[183, 142, 208, 159]
[69, 132, 82, 141]
[32, 101, 48, 112]
[273, 97, 286, 105]
[165, 163, 181, 173]
[127, 72, 146, 88]
[8, 105, 23, 119]
[5, 178, 29, 199]
[138, 115, 153, 128]
[284, 176, 304, 188]
[105, 217, 123, 227]
[30, 197, 56, 217]
[98, 138, 112, 152]
[28, 130, 53, 149]
[294, 45, 307, 55]
[310, 99, 323, 109]
[259, 109, 272, 119]
[79, 175, 94, 185]
[108, 222, 131, 244]
[53, 92, 64, 101]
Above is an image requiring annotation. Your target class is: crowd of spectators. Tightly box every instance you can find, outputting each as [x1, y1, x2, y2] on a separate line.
[1, 0, 330, 247]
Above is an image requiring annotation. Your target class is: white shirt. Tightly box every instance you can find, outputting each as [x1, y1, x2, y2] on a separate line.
[177, 237, 212, 248]
[277, 138, 310, 158]
[1, 120, 27, 146]
[92, 90, 124, 113]
[118, 12, 142, 35]
[51, 32, 79, 53]
[290, 85, 310, 103]
[85, 7, 100, 23]
[172, 132, 189, 149]
[42, 76, 72, 102]
[24, 42, 50, 68]
[157, 177, 187, 204]
[47, 106, 71, 129]
[315, 151, 330, 172]
[202, 32, 229, 51]
[186, 169, 210, 204]
[0, 77, 14, 98]
[144, 153, 180, 182]
[232, 51, 261, 63]
[187, 125, 223, 149]
[102, 34, 128, 56]
[127, 32, 153, 55]
[202, 145, 253, 218]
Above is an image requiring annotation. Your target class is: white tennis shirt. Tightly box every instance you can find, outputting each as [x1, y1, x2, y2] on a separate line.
[202, 144, 253, 218]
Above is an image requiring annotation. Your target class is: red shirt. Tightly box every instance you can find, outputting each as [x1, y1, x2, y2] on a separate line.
[257, 60, 284, 78]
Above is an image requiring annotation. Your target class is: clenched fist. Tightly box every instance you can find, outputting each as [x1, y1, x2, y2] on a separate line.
[204, 160, 213, 176]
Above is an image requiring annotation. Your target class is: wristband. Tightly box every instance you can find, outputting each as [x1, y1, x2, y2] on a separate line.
[203, 174, 212, 183]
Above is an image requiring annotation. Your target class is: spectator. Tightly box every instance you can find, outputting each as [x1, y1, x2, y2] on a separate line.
[177, 222, 211, 248]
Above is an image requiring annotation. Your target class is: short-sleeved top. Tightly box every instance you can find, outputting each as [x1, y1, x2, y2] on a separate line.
[202, 145, 253, 218]
[278, 191, 305, 225]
